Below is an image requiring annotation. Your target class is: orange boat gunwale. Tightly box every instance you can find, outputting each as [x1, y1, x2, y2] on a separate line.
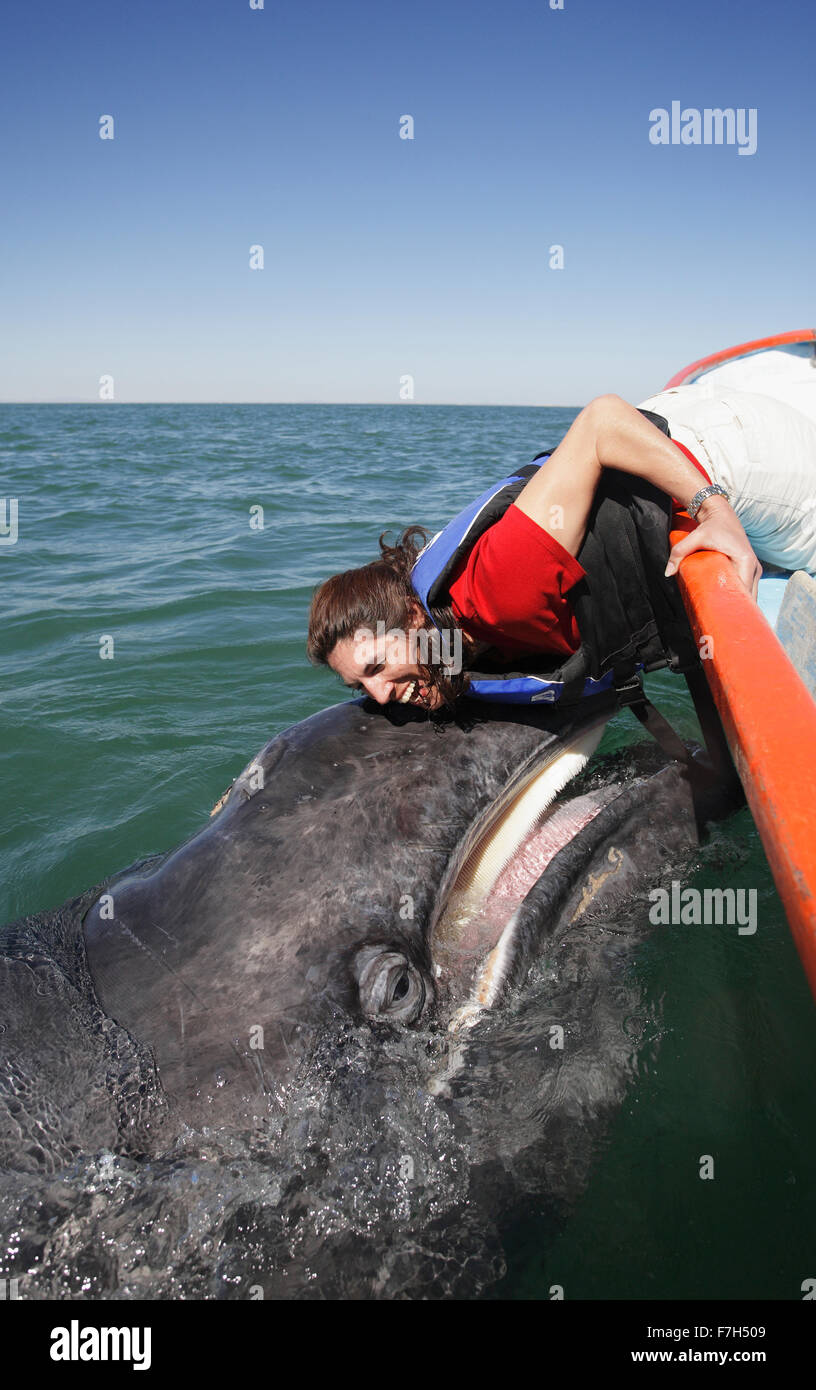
[665, 329, 816, 389]
[669, 512, 816, 1000]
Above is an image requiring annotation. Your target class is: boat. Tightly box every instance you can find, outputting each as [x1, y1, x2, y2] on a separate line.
[665, 327, 816, 425]
[658, 330, 816, 996]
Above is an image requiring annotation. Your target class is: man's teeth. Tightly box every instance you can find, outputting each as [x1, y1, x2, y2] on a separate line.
[399, 679, 418, 704]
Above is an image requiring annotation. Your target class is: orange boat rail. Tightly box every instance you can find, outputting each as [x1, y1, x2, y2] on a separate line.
[665, 329, 816, 388]
[670, 521, 816, 999]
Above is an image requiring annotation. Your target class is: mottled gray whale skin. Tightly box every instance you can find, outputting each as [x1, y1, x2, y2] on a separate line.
[2, 693, 730, 1159]
[81, 693, 624, 1131]
[0, 691, 740, 1295]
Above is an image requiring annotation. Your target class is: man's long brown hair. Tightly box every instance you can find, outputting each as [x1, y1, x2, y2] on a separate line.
[306, 526, 470, 708]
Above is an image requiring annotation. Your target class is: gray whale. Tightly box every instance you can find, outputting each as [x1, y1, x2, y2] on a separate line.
[0, 693, 738, 1296]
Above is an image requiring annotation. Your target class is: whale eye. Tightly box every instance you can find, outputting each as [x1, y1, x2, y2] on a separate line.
[356, 950, 426, 1024]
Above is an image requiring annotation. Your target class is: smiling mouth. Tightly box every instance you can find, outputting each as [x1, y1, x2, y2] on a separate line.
[398, 679, 420, 705]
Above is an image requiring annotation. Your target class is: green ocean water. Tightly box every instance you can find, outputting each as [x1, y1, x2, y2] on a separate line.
[1, 402, 814, 1300]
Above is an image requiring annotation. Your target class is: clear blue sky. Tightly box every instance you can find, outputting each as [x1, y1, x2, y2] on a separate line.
[1, 0, 813, 404]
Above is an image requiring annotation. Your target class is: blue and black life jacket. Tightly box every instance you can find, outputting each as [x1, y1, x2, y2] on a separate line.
[411, 410, 700, 706]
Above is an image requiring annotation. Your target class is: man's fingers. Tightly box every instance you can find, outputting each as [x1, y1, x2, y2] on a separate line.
[744, 562, 756, 602]
[734, 554, 761, 602]
[666, 534, 761, 603]
[664, 535, 695, 576]
[737, 559, 755, 599]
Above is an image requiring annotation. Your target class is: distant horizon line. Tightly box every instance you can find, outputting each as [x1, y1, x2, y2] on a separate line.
[0, 399, 582, 408]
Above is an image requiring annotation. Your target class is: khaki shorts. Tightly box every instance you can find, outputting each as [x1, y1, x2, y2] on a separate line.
[637, 386, 816, 573]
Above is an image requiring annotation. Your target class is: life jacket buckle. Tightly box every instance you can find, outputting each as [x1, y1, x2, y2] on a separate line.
[613, 677, 646, 706]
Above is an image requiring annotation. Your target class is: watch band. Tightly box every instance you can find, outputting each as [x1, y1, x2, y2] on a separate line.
[687, 483, 730, 520]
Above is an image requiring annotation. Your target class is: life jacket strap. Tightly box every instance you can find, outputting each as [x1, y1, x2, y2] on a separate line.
[615, 678, 692, 764]
[684, 665, 739, 784]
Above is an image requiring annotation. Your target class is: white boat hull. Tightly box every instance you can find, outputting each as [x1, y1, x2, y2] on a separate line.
[663, 330, 816, 426]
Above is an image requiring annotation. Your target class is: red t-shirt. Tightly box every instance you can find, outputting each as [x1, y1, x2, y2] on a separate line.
[448, 442, 711, 659]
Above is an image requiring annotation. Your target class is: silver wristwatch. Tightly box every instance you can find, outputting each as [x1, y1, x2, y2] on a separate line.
[687, 483, 730, 520]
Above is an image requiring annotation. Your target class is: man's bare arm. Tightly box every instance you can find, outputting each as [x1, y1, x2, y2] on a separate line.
[513, 394, 761, 599]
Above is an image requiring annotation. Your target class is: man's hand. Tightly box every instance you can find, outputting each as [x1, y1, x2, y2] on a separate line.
[665, 495, 762, 601]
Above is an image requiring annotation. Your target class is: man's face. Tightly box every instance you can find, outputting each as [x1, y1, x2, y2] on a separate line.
[328, 606, 446, 710]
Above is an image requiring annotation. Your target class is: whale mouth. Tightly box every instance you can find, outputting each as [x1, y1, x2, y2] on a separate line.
[429, 721, 618, 1029]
